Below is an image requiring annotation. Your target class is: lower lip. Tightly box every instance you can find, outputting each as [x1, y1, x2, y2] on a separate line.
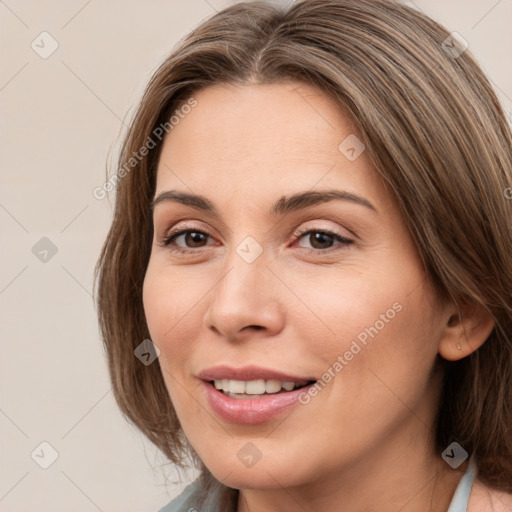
[201, 380, 316, 425]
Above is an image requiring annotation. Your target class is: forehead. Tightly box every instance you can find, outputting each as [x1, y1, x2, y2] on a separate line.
[155, 82, 391, 213]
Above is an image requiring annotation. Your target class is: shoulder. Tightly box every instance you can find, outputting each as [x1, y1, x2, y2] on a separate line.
[467, 479, 512, 512]
[157, 478, 204, 512]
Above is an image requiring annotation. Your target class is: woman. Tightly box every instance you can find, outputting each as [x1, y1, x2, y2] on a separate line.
[94, 0, 512, 510]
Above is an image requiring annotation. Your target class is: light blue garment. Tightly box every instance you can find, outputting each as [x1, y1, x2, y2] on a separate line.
[159, 458, 477, 512]
[447, 457, 477, 512]
[158, 478, 224, 512]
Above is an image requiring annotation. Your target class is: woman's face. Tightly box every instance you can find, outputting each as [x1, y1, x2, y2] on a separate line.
[143, 82, 450, 491]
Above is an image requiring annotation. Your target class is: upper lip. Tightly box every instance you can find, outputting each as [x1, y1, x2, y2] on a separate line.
[198, 365, 317, 385]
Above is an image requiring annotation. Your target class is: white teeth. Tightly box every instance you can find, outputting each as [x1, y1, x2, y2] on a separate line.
[245, 379, 266, 394]
[212, 378, 309, 394]
[229, 379, 246, 394]
[265, 380, 282, 393]
[282, 381, 295, 391]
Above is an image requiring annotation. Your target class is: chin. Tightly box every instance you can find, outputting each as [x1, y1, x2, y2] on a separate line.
[219, 469, 296, 491]
[204, 452, 313, 491]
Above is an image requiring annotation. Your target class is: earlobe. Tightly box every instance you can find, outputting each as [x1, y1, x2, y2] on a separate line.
[438, 302, 495, 361]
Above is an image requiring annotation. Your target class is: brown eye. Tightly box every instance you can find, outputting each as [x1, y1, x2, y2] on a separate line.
[304, 232, 336, 250]
[162, 229, 211, 249]
[294, 228, 353, 253]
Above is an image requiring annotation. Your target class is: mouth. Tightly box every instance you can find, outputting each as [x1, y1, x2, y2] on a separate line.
[201, 378, 318, 424]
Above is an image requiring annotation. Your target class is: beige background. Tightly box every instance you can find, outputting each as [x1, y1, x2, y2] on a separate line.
[1, 1, 510, 511]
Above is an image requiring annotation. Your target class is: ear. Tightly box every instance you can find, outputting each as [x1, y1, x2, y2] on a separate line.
[438, 301, 495, 361]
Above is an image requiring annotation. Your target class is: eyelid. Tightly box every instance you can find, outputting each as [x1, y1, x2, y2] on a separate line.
[292, 222, 353, 241]
[159, 221, 217, 247]
[291, 214, 359, 240]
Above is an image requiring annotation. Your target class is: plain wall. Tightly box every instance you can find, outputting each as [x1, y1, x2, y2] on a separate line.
[1, 0, 510, 510]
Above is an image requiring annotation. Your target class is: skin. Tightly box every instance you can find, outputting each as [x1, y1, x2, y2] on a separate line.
[142, 81, 499, 511]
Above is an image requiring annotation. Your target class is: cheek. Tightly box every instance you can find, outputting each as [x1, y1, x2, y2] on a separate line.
[285, 267, 403, 349]
[322, 281, 439, 425]
[142, 266, 205, 417]
[142, 266, 197, 366]
[291, 260, 438, 389]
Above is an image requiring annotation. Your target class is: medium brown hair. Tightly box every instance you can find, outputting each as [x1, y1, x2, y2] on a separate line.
[94, 0, 512, 504]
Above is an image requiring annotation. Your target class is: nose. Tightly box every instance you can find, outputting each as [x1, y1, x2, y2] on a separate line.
[202, 252, 285, 342]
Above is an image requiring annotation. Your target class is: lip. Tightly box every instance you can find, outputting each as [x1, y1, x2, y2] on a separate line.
[197, 365, 316, 384]
[200, 380, 316, 424]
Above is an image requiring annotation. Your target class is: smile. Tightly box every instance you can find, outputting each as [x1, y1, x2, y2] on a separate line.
[202, 379, 317, 424]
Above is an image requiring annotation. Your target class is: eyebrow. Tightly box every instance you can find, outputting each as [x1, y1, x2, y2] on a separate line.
[150, 189, 378, 215]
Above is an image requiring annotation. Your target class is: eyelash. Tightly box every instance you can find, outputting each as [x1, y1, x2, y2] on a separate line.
[159, 223, 353, 255]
